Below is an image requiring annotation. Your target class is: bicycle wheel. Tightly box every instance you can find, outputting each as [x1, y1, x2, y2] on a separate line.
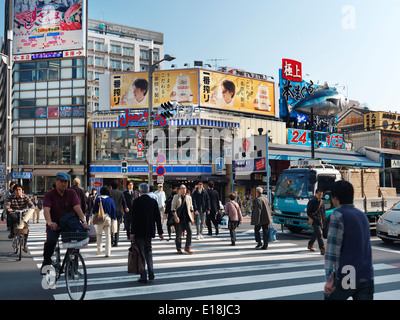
[64, 250, 87, 300]
[18, 235, 23, 261]
[12, 236, 19, 254]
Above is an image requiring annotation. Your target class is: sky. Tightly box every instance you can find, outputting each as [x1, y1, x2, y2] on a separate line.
[1, 0, 400, 112]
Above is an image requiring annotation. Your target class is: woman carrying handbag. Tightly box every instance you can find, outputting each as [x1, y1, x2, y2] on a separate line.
[224, 193, 243, 246]
[92, 187, 116, 257]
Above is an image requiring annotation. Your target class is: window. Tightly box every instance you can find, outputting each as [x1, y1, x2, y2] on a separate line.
[59, 136, 71, 165]
[35, 137, 46, 165]
[48, 69, 59, 80]
[110, 60, 121, 69]
[18, 137, 34, 165]
[46, 136, 58, 165]
[110, 45, 121, 54]
[95, 57, 104, 67]
[123, 47, 134, 56]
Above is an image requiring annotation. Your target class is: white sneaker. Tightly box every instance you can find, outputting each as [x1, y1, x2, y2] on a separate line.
[196, 235, 201, 240]
[200, 234, 204, 239]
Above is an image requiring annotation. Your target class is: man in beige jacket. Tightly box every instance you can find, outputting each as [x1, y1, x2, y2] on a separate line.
[172, 184, 194, 254]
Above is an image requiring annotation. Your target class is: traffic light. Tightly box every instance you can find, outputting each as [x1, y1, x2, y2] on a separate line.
[159, 101, 176, 120]
[121, 161, 128, 174]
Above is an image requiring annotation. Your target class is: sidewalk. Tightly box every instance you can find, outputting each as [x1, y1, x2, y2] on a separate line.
[0, 210, 53, 300]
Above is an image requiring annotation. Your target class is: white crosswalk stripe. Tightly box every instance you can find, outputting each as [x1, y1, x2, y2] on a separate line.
[27, 221, 400, 300]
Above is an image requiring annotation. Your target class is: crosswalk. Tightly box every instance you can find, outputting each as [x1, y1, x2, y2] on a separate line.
[26, 221, 400, 300]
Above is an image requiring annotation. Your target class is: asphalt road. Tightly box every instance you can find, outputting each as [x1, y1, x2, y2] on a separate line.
[0, 214, 400, 301]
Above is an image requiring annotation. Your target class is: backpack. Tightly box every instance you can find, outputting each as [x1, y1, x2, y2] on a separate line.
[93, 197, 106, 225]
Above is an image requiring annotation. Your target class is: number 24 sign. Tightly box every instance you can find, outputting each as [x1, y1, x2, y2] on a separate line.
[288, 129, 344, 150]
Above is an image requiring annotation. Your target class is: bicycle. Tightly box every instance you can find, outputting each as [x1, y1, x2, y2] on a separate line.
[12, 209, 29, 261]
[42, 231, 89, 300]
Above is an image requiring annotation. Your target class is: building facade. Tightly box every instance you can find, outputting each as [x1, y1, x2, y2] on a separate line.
[87, 19, 164, 113]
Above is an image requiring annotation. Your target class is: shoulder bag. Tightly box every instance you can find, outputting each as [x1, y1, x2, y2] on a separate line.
[93, 198, 106, 225]
[308, 199, 322, 227]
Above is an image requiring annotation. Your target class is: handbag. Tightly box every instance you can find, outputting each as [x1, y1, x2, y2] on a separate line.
[128, 241, 144, 274]
[268, 225, 277, 242]
[111, 219, 118, 233]
[87, 225, 97, 243]
[93, 198, 106, 225]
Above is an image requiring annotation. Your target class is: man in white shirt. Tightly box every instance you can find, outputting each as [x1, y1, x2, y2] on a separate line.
[154, 184, 166, 222]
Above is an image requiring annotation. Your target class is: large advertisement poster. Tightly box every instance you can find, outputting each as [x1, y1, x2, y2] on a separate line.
[200, 70, 275, 116]
[13, 0, 85, 54]
[110, 69, 199, 109]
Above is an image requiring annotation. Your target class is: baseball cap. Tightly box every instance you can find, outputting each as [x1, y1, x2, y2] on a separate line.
[56, 172, 70, 181]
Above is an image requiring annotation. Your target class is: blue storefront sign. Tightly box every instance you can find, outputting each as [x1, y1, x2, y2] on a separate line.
[11, 172, 33, 179]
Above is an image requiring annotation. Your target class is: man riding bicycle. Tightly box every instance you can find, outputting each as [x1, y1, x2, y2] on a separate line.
[5, 184, 35, 251]
[41, 172, 88, 274]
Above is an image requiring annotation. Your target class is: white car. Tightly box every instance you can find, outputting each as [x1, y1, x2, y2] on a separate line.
[377, 201, 400, 244]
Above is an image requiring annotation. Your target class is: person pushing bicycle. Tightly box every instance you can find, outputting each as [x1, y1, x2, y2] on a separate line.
[5, 184, 35, 251]
[41, 172, 88, 274]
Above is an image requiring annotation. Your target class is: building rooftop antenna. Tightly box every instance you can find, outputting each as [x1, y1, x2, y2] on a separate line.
[207, 58, 227, 70]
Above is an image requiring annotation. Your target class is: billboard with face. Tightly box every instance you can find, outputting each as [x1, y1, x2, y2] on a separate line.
[200, 70, 275, 116]
[13, 0, 86, 54]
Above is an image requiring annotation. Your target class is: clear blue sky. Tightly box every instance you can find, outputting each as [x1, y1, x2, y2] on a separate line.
[1, 0, 399, 111]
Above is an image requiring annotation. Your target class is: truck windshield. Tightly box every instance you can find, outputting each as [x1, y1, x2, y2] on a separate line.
[276, 172, 313, 199]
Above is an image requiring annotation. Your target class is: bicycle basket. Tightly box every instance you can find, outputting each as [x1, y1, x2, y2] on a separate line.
[61, 232, 89, 249]
[14, 227, 29, 235]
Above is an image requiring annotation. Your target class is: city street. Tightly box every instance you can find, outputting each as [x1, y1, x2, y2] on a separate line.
[1, 211, 399, 301]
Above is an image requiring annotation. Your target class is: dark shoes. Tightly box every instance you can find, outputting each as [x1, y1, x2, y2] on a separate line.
[138, 270, 155, 284]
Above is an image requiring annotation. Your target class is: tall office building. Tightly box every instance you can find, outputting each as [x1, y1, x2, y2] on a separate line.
[87, 19, 164, 113]
[4, 1, 165, 194]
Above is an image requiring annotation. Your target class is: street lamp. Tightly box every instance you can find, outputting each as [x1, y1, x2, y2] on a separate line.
[148, 43, 176, 186]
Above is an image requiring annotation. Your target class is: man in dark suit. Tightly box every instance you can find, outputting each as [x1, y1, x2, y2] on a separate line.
[70, 178, 86, 215]
[206, 181, 221, 236]
[130, 183, 164, 283]
[123, 180, 139, 239]
[109, 181, 128, 247]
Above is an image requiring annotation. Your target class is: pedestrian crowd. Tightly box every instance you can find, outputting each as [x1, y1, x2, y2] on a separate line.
[1, 176, 374, 299]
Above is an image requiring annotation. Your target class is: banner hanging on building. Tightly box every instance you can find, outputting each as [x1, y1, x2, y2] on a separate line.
[110, 69, 199, 109]
[200, 70, 275, 116]
[13, 0, 86, 54]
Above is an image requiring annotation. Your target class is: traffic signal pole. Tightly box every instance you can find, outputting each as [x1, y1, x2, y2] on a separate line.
[148, 43, 154, 187]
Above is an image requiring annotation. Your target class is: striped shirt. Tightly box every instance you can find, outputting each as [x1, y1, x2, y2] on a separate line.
[5, 193, 35, 212]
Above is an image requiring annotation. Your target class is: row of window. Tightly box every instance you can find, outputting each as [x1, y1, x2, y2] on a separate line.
[13, 106, 85, 120]
[93, 127, 227, 162]
[14, 59, 85, 71]
[18, 136, 85, 166]
[14, 96, 85, 108]
[14, 67, 85, 83]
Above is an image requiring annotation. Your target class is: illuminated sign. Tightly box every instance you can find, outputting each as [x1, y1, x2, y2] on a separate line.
[31, 51, 63, 60]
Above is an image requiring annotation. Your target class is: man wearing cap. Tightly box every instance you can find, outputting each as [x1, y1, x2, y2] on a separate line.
[41, 172, 88, 271]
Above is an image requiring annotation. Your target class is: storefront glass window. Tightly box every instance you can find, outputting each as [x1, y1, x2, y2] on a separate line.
[46, 136, 58, 165]
[35, 137, 46, 165]
[18, 137, 34, 165]
[59, 136, 71, 165]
